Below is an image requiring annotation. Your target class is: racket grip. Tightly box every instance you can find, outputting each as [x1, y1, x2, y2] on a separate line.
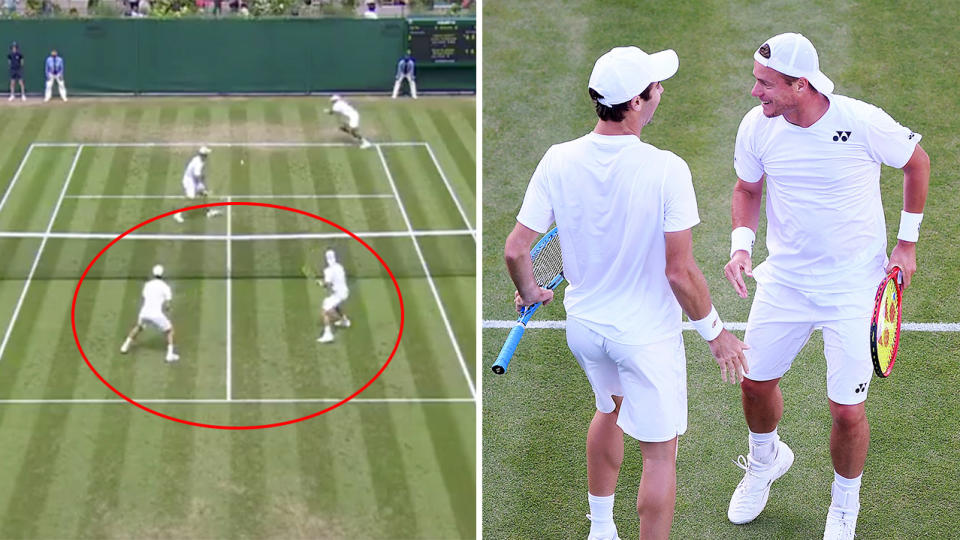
[492, 323, 526, 374]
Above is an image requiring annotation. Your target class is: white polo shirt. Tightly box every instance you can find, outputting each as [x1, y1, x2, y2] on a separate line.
[324, 263, 349, 298]
[183, 155, 205, 186]
[332, 100, 360, 125]
[140, 279, 172, 317]
[734, 94, 921, 296]
[517, 132, 700, 345]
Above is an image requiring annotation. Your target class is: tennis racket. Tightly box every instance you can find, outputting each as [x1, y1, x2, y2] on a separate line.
[492, 227, 564, 375]
[300, 263, 318, 282]
[870, 267, 903, 378]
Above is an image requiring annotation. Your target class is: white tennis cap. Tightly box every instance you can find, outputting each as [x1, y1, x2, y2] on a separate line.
[330, 94, 342, 102]
[198, 146, 212, 155]
[325, 249, 337, 265]
[152, 264, 164, 278]
[588, 46, 679, 107]
[754, 33, 834, 94]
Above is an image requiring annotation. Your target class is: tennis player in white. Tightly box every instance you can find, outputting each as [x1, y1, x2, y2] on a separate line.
[120, 264, 180, 362]
[505, 46, 749, 540]
[316, 248, 350, 343]
[173, 146, 220, 223]
[723, 33, 930, 540]
[326, 95, 372, 149]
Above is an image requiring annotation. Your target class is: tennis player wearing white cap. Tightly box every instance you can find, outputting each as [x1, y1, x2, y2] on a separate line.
[316, 248, 350, 344]
[120, 264, 180, 362]
[326, 95, 372, 149]
[173, 146, 220, 223]
[505, 46, 749, 540]
[723, 33, 929, 539]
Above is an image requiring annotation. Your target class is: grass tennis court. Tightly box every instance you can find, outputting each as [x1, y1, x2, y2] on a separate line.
[0, 96, 475, 538]
[482, 2, 960, 539]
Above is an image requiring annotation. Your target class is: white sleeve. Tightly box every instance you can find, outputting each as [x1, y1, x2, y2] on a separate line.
[862, 105, 921, 169]
[733, 111, 764, 183]
[662, 156, 701, 233]
[164, 284, 172, 303]
[515, 148, 556, 234]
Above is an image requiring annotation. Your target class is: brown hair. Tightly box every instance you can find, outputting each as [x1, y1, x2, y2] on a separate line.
[589, 83, 656, 122]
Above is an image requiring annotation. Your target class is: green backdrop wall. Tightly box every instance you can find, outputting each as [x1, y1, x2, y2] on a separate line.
[0, 19, 474, 94]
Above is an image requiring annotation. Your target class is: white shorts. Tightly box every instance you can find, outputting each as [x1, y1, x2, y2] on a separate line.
[744, 282, 875, 405]
[182, 178, 205, 199]
[566, 318, 687, 442]
[322, 293, 348, 312]
[343, 113, 360, 129]
[138, 311, 172, 332]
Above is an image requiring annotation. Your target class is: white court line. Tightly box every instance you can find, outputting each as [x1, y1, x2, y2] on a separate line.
[226, 197, 233, 401]
[0, 229, 476, 241]
[425, 143, 475, 240]
[0, 146, 83, 364]
[0, 144, 35, 217]
[376, 145, 476, 400]
[32, 141, 429, 148]
[0, 397, 475, 404]
[482, 320, 960, 332]
[63, 194, 395, 200]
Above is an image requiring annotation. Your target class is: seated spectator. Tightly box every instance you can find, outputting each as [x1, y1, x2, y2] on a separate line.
[363, 0, 377, 19]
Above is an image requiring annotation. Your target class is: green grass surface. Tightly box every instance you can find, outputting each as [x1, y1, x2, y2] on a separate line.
[0, 96, 475, 538]
[483, 1, 960, 538]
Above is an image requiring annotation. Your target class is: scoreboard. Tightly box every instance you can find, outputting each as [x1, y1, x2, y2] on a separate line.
[406, 18, 476, 66]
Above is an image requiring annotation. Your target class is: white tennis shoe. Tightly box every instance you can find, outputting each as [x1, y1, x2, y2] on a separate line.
[165, 352, 180, 362]
[728, 440, 794, 524]
[823, 482, 859, 539]
[317, 333, 334, 343]
[334, 317, 351, 328]
[173, 213, 184, 223]
[360, 140, 372, 149]
[585, 514, 620, 540]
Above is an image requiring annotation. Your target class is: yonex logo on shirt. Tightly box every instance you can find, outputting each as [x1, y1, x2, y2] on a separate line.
[854, 382, 868, 393]
[832, 131, 852, 142]
[908, 132, 916, 140]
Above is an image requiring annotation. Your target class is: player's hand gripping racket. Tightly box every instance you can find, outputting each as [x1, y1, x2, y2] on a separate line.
[301, 263, 322, 287]
[492, 227, 564, 375]
[870, 267, 903, 378]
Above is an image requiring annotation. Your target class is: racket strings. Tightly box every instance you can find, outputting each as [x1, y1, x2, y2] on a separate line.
[531, 236, 563, 287]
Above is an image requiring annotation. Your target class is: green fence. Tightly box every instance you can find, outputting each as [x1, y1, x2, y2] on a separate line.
[0, 18, 474, 93]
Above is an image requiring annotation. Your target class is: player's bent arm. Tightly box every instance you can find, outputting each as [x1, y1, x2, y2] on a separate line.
[888, 144, 930, 288]
[665, 229, 749, 383]
[731, 177, 764, 232]
[504, 221, 552, 306]
[664, 229, 713, 320]
[901, 144, 929, 214]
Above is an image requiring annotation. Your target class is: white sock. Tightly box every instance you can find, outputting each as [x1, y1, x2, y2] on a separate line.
[748, 428, 779, 464]
[324, 325, 332, 335]
[121, 337, 132, 350]
[588, 492, 615, 536]
[167, 344, 175, 356]
[831, 471, 862, 511]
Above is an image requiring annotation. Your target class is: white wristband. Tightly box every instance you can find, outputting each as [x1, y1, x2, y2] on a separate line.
[730, 227, 756, 258]
[897, 211, 923, 243]
[691, 305, 724, 341]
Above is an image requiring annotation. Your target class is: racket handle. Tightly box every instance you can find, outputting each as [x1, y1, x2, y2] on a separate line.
[491, 303, 542, 374]
[492, 323, 526, 374]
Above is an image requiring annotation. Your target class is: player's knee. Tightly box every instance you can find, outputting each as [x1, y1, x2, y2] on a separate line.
[830, 402, 866, 430]
[741, 377, 776, 402]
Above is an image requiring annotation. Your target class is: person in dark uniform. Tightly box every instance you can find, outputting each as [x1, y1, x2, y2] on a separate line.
[8, 41, 25, 102]
[392, 52, 417, 99]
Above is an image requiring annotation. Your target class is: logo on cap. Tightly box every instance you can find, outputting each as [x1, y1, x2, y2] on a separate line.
[758, 44, 771, 59]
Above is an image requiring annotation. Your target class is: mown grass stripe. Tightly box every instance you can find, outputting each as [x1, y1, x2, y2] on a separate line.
[427, 109, 476, 197]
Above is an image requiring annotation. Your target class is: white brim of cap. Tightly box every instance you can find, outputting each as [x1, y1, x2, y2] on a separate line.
[754, 52, 834, 94]
[648, 49, 680, 84]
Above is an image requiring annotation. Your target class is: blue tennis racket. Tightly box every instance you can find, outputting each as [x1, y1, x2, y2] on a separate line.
[492, 227, 564, 374]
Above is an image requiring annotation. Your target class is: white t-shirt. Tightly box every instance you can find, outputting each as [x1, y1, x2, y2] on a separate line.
[324, 263, 348, 297]
[332, 100, 359, 122]
[517, 132, 700, 345]
[734, 94, 921, 295]
[183, 155, 205, 186]
[140, 279, 172, 317]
